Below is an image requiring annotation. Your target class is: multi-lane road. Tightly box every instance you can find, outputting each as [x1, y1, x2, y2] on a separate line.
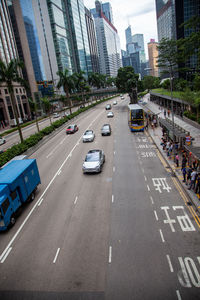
[0, 96, 200, 300]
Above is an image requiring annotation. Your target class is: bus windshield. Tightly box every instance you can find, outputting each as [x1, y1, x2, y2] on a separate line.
[131, 109, 143, 119]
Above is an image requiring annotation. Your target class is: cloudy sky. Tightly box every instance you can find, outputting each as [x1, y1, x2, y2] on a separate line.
[83, 0, 158, 60]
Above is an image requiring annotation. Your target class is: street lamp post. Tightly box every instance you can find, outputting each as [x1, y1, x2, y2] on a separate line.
[169, 68, 175, 161]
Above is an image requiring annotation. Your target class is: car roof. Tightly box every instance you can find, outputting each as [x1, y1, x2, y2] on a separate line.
[88, 149, 101, 154]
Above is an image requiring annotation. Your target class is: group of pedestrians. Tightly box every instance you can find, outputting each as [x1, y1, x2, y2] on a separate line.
[181, 154, 200, 195]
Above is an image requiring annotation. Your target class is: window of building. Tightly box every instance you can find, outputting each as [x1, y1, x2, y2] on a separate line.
[4, 89, 8, 94]
[16, 88, 18, 93]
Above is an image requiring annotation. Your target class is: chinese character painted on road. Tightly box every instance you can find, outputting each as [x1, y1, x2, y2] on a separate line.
[152, 178, 171, 193]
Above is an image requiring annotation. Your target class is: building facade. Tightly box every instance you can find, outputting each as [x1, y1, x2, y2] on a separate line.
[148, 39, 159, 77]
[66, 0, 92, 76]
[0, 0, 31, 126]
[85, 7, 100, 73]
[91, 1, 122, 77]
[155, 0, 200, 73]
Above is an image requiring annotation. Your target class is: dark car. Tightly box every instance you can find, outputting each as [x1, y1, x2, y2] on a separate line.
[105, 104, 111, 110]
[66, 124, 78, 134]
[101, 124, 111, 136]
[82, 149, 105, 173]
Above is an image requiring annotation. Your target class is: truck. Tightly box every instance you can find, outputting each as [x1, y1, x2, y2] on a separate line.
[0, 158, 41, 231]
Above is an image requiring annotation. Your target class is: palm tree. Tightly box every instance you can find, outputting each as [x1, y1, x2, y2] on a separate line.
[57, 69, 74, 114]
[41, 96, 53, 125]
[0, 59, 27, 143]
[28, 98, 40, 132]
[73, 71, 90, 104]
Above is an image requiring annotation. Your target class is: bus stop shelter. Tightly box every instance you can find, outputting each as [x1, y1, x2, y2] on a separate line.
[159, 117, 189, 148]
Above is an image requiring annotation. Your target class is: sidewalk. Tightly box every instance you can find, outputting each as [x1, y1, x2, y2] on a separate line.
[143, 97, 200, 213]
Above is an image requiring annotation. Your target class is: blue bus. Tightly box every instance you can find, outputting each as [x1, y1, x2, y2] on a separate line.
[128, 104, 145, 132]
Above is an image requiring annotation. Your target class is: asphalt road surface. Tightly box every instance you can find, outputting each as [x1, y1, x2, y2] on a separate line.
[0, 96, 200, 300]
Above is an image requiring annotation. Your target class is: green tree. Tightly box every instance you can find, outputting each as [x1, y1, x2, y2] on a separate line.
[116, 66, 139, 103]
[193, 73, 200, 91]
[28, 98, 40, 132]
[157, 38, 179, 79]
[73, 71, 90, 103]
[41, 96, 53, 125]
[0, 59, 27, 143]
[142, 76, 160, 92]
[57, 69, 74, 114]
[88, 72, 102, 89]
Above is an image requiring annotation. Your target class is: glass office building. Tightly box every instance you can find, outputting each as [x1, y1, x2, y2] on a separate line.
[67, 0, 92, 76]
[47, 0, 74, 74]
[91, 1, 121, 77]
[20, 0, 46, 81]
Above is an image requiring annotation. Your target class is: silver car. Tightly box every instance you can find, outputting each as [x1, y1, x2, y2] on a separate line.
[101, 124, 111, 136]
[107, 111, 114, 118]
[82, 150, 105, 173]
[82, 130, 95, 142]
[0, 136, 6, 145]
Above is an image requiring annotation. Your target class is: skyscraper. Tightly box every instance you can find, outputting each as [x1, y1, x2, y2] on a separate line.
[0, 0, 31, 125]
[155, 0, 200, 72]
[67, 0, 92, 76]
[85, 7, 100, 73]
[148, 39, 159, 77]
[91, 1, 122, 77]
[102, 2, 114, 24]
[155, 0, 176, 40]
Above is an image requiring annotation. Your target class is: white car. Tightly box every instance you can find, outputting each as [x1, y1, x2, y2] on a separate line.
[0, 136, 6, 145]
[107, 111, 114, 118]
[53, 112, 60, 118]
[113, 100, 117, 105]
[82, 130, 95, 142]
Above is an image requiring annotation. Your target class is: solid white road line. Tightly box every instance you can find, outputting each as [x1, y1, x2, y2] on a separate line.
[1, 247, 12, 263]
[159, 229, 165, 243]
[37, 198, 44, 207]
[109, 246, 112, 263]
[0, 110, 104, 263]
[74, 196, 78, 205]
[57, 170, 61, 176]
[112, 195, 114, 203]
[147, 185, 150, 191]
[166, 255, 174, 272]
[176, 290, 182, 300]
[53, 248, 60, 263]
[154, 210, 158, 221]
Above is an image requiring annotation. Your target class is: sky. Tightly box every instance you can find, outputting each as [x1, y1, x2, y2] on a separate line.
[83, 0, 158, 60]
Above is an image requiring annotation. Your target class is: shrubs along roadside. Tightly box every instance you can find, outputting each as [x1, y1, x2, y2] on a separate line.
[0, 95, 118, 167]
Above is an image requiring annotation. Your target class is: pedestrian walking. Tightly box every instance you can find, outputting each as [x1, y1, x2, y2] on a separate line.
[186, 165, 192, 185]
[181, 154, 187, 170]
[182, 167, 187, 182]
[175, 153, 179, 167]
[164, 110, 166, 118]
[195, 173, 200, 195]
[188, 169, 197, 190]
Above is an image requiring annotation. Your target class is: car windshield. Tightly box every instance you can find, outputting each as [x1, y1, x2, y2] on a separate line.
[103, 125, 109, 130]
[67, 126, 73, 129]
[85, 153, 99, 162]
[85, 131, 92, 135]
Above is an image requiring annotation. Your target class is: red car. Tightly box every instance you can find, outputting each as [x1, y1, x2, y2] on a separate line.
[66, 124, 78, 134]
